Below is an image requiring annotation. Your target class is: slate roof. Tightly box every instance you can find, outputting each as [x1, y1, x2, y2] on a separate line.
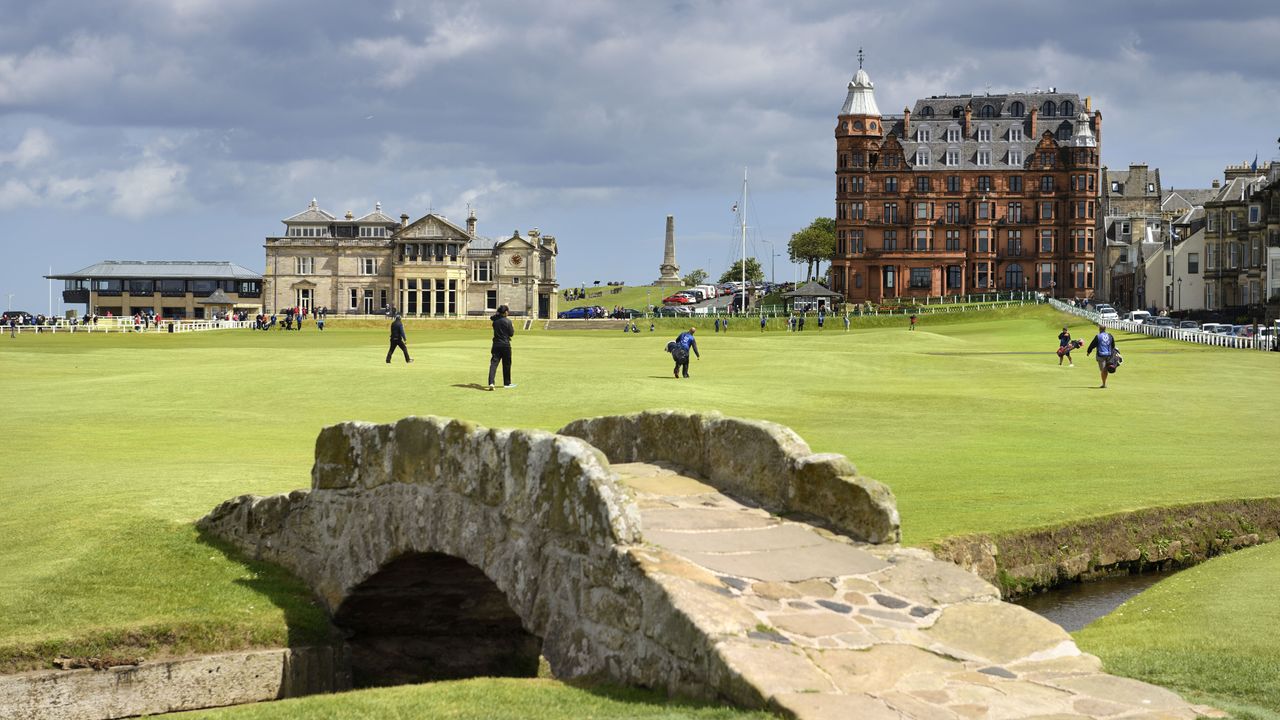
[49, 261, 262, 280]
[355, 202, 398, 225]
[1162, 188, 1217, 212]
[284, 199, 337, 223]
[783, 281, 842, 298]
[881, 91, 1090, 171]
[1206, 175, 1266, 205]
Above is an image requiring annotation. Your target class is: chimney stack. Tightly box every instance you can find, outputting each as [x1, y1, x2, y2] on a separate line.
[902, 107, 911, 137]
[400, 213, 409, 228]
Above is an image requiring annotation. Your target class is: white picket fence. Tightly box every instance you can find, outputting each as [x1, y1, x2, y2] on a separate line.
[5, 319, 254, 335]
[1050, 299, 1276, 352]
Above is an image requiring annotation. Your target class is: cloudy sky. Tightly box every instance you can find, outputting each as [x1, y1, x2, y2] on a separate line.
[2, 0, 1278, 311]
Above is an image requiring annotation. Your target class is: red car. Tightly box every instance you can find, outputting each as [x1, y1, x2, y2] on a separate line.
[663, 293, 695, 305]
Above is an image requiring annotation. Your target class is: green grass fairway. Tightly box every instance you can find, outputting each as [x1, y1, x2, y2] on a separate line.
[180, 678, 776, 720]
[1075, 542, 1280, 720]
[1, 305, 1277, 679]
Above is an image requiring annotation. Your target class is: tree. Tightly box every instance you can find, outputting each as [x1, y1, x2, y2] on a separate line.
[718, 257, 765, 285]
[788, 217, 836, 281]
[682, 269, 709, 286]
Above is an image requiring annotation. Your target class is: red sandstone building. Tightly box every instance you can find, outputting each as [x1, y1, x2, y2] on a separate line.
[830, 67, 1102, 302]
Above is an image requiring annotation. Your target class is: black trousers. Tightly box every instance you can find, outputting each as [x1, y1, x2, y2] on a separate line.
[488, 345, 512, 385]
[387, 338, 410, 362]
[673, 353, 690, 377]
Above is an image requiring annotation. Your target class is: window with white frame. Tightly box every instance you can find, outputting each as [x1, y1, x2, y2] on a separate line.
[976, 150, 991, 166]
[946, 127, 960, 142]
[1249, 205, 1261, 224]
[977, 126, 991, 142]
[915, 202, 930, 220]
[485, 289, 497, 311]
[946, 149, 960, 166]
[1009, 126, 1023, 141]
[1230, 213, 1239, 231]
[348, 287, 359, 310]
[295, 257, 314, 274]
[915, 148, 930, 166]
[358, 258, 378, 275]
[1008, 148, 1023, 166]
[917, 128, 931, 142]
[473, 260, 493, 282]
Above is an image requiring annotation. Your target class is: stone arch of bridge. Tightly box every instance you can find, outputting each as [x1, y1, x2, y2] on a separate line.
[332, 551, 542, 688]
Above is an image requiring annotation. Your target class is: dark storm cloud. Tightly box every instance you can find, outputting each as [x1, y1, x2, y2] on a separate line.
[2, 0, 1278, 306]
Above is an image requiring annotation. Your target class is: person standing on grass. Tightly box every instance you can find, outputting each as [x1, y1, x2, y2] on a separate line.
[760, 314, 766, 332]
[488, 304, 515, 390]
[1086, 323, 1115, 389]
[386, 314, 412, 364]
[909, 313, 918, 331]
[1057, 326, 1073, 366]
[317, 309, 326, 332]
[843, 313, 850, 332]
[672, 327, 699, 378]
[8, 315, 15, 338]
[714, 317, 720, 333]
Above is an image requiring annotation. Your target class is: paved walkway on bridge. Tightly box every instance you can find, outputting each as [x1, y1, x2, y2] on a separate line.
[613, 461, 1219, 720]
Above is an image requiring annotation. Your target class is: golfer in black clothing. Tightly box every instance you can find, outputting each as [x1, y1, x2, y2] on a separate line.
[488, 305, 516, 389]
[386, 315, 412, 363]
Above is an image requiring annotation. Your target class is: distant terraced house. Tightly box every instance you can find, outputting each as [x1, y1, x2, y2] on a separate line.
[263, 200, 560, 318]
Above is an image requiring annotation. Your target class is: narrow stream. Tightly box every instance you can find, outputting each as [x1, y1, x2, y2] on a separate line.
[1013, 571, 1171, 632]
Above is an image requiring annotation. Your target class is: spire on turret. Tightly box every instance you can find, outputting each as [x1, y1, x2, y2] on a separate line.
[1071, 112, 1097, 147]
[840, 62, 880, 117]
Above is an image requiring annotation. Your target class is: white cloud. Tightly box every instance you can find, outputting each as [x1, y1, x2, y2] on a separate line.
[0, 128, 54, 167]
[107, 159, 189, 218]
[350, 6, 497, 87]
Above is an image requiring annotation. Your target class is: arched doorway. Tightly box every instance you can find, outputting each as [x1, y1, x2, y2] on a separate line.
[333, 552, 542, 688]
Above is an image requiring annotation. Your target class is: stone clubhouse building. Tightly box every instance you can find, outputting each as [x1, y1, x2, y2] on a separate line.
[263, 200, 559, 318]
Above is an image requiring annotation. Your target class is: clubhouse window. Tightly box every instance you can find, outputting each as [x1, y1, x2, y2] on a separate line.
[909, 267, 931, 289]
[296, 257, 314, 274]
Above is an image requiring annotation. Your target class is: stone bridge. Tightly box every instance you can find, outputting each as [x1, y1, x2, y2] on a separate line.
[199, 411, 1214, 719]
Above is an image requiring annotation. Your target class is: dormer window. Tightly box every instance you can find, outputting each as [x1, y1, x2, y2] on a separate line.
[1057, 126, 1071, 140]
[979, 104, 995, 118]
[977, 126, 991, 142]
[1061, 100, 1075, 116]
[1009, 127, 1023, 141]
[946, 126, 961, 142]
[945, 149, 960, 166]
[976, 150, 991, 167]
[1009, 101, 1025, 117]
[951, 105, 963, 118]
[917, 128, 931, 142]
[915, 148, 930, 166]
[1008, 148, 1023, 166]
[920, 106, 935, 117]
[1042, 100, 1057, 116]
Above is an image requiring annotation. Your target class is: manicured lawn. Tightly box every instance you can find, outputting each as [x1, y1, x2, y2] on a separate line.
[180, 679, 776, 720]
[1074, 542, 1280, 720]
[1, 305, 1277, 698]
[559, 283, 661, 310]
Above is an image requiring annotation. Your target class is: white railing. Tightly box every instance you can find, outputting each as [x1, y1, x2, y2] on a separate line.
[4, 319, 254, 334]
[1049, 299, 1276, 352]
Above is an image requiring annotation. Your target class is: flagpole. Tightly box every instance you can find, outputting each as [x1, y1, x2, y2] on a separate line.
[741, 168, 747, 313]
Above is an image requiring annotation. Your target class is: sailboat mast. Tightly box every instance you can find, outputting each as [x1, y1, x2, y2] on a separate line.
[740, 168, 747, 311]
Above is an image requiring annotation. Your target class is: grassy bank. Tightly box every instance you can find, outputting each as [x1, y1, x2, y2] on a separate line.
[179, 678, 776, 720]
[1074, 542, 1280, 720]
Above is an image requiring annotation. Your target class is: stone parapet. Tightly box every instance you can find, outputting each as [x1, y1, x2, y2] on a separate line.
[559, 410, 900, 544]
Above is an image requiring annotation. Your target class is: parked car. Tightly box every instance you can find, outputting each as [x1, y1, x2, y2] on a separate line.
[610, 308, 645, 319]
[662, 293, 695, 305]
[557, 306, 592, 319]
[1126, 310, 1152, 323]
[1178, 320, 1199, 331]
[653, 306, 691, 317]
[1, 310, 32, 323]
[1200, 322, 1229, 334]
[1154, 317, 1176, 328]
[1096, 305, 1119, 320]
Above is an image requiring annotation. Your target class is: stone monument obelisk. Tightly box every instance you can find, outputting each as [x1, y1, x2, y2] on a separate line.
[654, 215, 682, 286]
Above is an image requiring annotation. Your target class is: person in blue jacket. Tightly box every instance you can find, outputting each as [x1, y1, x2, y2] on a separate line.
[1086, 323, 1116, 389]
[672, 327, 700, 378]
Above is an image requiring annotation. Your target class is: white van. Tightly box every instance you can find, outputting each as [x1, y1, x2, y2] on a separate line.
[1200, 322, 1230, 335]
[1125, 310, 1152, 323]
[696, 284, 719, 299]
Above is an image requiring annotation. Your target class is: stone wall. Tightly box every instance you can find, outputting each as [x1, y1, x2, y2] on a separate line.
[559, 410, 900, 544]
[933, 497, 1280, 596]
[0, 647, 341, 720]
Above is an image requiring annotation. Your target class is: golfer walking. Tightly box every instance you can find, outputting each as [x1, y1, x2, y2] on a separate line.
[672, 327, 700, 378]
[385, 315, 412, 363]
[488, 304, 516, 389]
[1086, 323, 1115, 389]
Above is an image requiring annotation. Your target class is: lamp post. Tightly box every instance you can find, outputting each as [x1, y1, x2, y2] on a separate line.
[1177, 277, 1182, 312]
[6, 294, 11, 311]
